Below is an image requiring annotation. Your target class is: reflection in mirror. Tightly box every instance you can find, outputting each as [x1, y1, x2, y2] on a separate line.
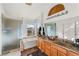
[44, 22, 56, 37]
[64, 22, 75, 42]
[63, 17, 79, 45]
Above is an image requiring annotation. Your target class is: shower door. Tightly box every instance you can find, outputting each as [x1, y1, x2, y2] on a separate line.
[2, 16, 22, 54]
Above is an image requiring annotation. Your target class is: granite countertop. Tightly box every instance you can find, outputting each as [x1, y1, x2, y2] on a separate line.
[52, 39, 79, 53]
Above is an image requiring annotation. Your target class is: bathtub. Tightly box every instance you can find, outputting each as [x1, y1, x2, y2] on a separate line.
[20, 36, 37, 51]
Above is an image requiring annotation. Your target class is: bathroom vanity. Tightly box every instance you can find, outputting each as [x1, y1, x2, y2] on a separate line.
[37, 37, 79, 56]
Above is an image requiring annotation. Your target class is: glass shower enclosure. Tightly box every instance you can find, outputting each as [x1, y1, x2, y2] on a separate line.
[2, 15, 22, 55]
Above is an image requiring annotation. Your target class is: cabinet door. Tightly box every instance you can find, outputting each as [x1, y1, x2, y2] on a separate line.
[44, 41, 51, 56]
[45, 48, 50, 56]
[50, 47, 57, 56]
[67, 51, 79, 56]
[58, 51, 66, 56]
[41, 41, 45, 52]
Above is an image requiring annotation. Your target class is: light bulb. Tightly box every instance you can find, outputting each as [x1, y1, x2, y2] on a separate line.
[76, 21, 79, 24]
[71, 38, 74, 41]
[64, 36, 67, 39]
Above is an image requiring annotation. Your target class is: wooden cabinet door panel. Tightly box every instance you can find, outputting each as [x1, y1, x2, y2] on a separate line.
[45, 48, 51, 56]
[44, 41, 51, 56]
[51, 47, 57, 56]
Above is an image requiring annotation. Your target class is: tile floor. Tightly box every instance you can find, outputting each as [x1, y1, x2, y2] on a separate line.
[3, 48, 21, 56]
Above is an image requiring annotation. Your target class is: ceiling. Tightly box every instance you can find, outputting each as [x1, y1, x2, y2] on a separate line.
[2, 3, 56, 20]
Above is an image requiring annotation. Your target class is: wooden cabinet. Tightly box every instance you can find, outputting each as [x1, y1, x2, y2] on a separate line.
[37, 38, 51, 56]
[37, 37, 79, 56]
[67, 51, 79, 56]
